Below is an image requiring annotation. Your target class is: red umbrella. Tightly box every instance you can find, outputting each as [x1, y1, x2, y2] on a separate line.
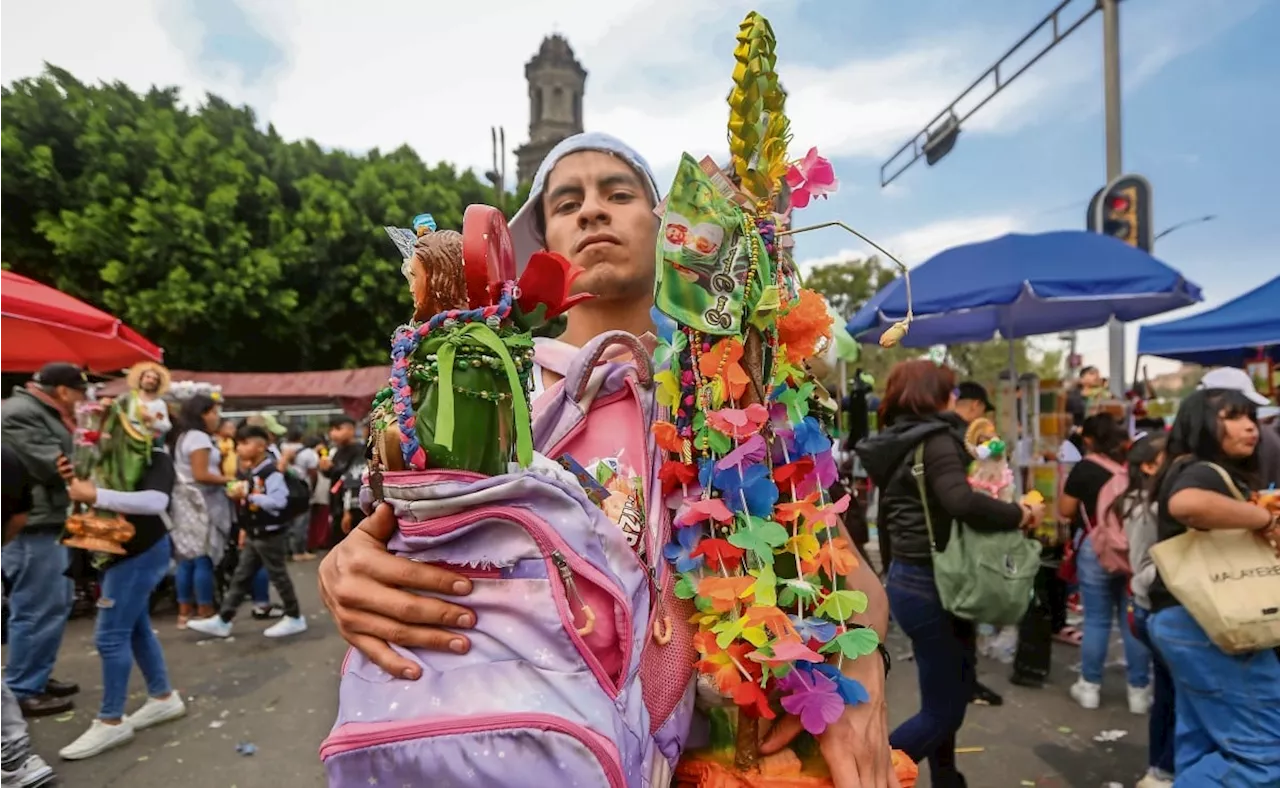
[1, 271, 164, 373]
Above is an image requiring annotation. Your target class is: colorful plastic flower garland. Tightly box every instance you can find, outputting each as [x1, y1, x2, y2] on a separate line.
[654, 163, 881, 736]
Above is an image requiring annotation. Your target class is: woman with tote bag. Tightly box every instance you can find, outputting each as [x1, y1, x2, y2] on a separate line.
[1147, 388, 1280, 786]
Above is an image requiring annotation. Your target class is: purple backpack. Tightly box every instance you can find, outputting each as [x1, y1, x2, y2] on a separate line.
[323, 331, 695, 788]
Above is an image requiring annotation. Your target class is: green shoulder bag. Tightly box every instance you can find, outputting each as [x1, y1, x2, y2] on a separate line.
[912, 443, 1041, 626]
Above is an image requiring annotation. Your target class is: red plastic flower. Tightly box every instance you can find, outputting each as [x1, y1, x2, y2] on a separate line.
[690, 538, 747, 572]
[733, 680, 776, 719]
[785, 147, 838, 209]
[659, 460, 698, 496]
[518, 251, 595, 319]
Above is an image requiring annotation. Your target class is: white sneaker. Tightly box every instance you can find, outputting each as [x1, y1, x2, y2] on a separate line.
[187, 615, 233, 638]
[1135, 770, 1173, 788]
[1070, 678, 1101, 710]
[123, 692, 186, 731]
[1128, 683, 1154, 715]
[58, 719, 134, 760]
[1, 753, 56, 787]
[263, 615, 307, 638]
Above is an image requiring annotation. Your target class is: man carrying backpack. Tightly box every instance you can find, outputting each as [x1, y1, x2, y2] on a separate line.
[317, 133, 900, 787]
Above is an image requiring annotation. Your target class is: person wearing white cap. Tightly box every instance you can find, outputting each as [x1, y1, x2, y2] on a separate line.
[1199, 367, 1280, 486]
[318, 132, 901, 785]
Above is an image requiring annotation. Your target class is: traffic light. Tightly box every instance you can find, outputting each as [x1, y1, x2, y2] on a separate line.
[1089, 174, 1153, 252]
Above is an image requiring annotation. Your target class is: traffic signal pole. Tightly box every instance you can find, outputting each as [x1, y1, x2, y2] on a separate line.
[1102, 0, 1126, 397]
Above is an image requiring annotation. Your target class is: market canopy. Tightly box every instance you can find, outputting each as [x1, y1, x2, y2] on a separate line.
[845, 231, 1202, 347]
[1, 271, 164, 372]
[1137, 275, 1280, 365]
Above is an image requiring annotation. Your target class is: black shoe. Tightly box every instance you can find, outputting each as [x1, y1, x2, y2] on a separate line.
[18, 693, 73, 717]
[251, 604, 284, 620]
[1009, 672, 1046, 689]
[44, 678, 79, 698]
[970, 680, 1004, 706]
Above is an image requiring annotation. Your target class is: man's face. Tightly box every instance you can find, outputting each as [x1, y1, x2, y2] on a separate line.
[953, 398, 986, 425]
[541, 151, 657, 303]
[55, 385, 86, 408]
[329, 423, 355, 446]
[1081, 369, 1101, 387]
[139, 370, 160, 393]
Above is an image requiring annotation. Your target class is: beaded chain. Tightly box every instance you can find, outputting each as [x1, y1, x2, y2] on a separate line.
[389, 282, 517, 469]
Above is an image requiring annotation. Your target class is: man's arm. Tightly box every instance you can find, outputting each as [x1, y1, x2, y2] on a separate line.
[250, 470, 289, 513]
[2, 410, 66, 485]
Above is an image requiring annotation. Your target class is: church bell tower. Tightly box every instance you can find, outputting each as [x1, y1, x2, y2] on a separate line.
[515, 35, 587, 185]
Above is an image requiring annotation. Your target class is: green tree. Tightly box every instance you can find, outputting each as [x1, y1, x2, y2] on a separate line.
[1, 65, 520, 372]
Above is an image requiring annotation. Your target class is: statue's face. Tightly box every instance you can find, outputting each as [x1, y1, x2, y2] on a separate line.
[140, 370, 161, 393]
[407, 254, 431, 319]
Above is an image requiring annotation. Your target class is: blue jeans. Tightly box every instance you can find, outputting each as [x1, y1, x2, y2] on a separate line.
[96, 536, 173, 720]
[1, 530, 72, 698]
[1150, 605, 1280, 786]
[1077, 538, 1149, 687]
[175, 556, 215, 607]
[253, 567, 270, 605]
[886, 561, 975, 787]
[1132, 606, 1176, 777]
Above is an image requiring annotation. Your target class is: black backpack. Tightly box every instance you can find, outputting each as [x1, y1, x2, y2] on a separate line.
[280, 470, 311, 520]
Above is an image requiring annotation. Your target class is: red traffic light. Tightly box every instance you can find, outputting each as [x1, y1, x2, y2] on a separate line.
[1107, 195, 1131, 213]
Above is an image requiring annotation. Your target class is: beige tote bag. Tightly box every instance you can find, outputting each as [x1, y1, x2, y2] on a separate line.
[1148, 463, 1280, 654]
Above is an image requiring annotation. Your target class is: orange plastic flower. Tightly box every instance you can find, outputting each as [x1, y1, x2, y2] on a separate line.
[801, 536, 860, 578]
[733, 680, 776, 719]
[775, 493, 822, 525]
[777, 289, 832, 363]
[744, 605, 799, 640]
[652, 421, 684, 454]
[698, 337, 751, 402]
[694, 630, 762, 695]
[698, 576, 756, 613]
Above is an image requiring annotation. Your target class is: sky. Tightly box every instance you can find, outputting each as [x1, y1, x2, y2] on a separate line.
[4, 0, 1277, 379]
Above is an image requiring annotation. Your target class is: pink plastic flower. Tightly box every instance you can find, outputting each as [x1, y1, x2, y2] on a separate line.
[785, 147, 838, 209]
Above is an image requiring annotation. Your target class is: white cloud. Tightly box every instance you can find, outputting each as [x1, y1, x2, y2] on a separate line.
[1, 0, 1258, 205]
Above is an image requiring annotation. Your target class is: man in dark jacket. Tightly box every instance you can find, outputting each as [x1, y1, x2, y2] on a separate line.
[1, 363, 86, 716]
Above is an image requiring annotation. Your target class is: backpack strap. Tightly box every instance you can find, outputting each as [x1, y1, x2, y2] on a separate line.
[1202, 462, 1247, 502]
[910, 442, 940, 556]
[559, 331, 655, 404]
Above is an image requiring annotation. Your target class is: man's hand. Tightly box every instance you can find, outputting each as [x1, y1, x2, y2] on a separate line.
[238, 529, 247, 548]
[318, 504, 478, 679]
[760, 653, 899, 788]
[319, 455, 333, 473]
[56, 455, 76, 482]
[66, 478, 97, 505]
[341, 510, 354, 534]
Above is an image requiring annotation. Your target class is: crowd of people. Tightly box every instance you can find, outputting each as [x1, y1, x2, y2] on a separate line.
[1, 364, 373, 780]
[4, 128, 1279, 788]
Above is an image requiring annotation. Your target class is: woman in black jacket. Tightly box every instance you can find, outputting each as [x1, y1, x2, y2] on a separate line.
[856, 360, 1042, 788]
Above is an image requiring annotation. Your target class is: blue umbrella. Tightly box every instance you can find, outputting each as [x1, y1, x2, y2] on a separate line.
[846, 231, 1202, 347]
[1138, 275, 1280, 365]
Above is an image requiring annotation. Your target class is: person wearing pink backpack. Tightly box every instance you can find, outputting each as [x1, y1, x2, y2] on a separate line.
[1059, 414, 1152, 713]
[317, 132, 901, 786]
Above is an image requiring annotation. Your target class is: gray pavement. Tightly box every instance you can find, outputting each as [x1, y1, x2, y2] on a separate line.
[14, 561, 1150, 787]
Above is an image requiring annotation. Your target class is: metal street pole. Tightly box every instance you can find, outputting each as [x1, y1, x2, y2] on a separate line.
[1102, 0, 1125, 397]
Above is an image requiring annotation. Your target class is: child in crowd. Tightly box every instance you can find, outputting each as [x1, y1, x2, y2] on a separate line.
[187, 425, 307, 639]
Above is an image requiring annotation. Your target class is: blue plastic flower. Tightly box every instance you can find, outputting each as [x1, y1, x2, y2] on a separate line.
[800, 662, 870, 706]
[713, 464, 779, 517]
[650, 306, 678, 345]
[792, 416, 831, 456]
[663, 524, 705, 573]
[790, 614, 838, 645]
